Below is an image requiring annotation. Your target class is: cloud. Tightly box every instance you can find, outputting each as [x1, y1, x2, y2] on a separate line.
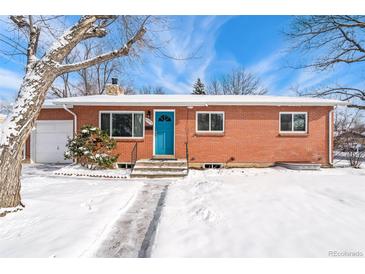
[247, 51, 285, 76]
[244, 49, 289, 94]
[243, 47, 355, 97]
[0, 68, 22, 90]
[132, 16, 231, 94]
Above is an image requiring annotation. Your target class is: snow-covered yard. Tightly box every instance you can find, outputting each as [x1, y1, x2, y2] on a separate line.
[1, 164, 365, 258]
[151, 167, 365, 257]
[0, 164, 144, 257]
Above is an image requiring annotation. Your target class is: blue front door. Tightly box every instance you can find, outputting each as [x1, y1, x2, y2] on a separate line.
[155, 111, 174, 155]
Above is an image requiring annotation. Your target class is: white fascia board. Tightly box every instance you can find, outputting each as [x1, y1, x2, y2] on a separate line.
[49, 94, 349, 107]
[51, 101, 347, 107]
[42, 104, 74, 109]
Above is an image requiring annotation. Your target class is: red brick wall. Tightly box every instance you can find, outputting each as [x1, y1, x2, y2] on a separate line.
[68, 105, 333, 165]
[37, 108, 74, 120]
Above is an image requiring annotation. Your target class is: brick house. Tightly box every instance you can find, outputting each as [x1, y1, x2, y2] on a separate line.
[23, 88, 347, 169]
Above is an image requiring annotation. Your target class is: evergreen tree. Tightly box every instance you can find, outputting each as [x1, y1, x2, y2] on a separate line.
[192, 78, 206, 95]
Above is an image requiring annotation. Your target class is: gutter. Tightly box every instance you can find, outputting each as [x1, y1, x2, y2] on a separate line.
[63, 104, 77, 135]
[328, 107, 336, 166]
[52, 102, 347, 107]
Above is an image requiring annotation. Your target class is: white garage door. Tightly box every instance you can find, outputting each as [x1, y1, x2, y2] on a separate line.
[35, 120, 73, 163]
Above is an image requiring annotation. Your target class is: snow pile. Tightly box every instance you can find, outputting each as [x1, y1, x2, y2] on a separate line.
[151, 167, 365, 257]
[0, 164, 143, 257]
[53, 164, 130, 179]
[0, 205, 23, 217]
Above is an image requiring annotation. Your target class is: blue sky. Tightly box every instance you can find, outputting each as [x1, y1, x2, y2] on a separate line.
[0, 15, 364, 101]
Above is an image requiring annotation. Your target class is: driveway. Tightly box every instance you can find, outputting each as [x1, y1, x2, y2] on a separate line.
[0, 164, 147, 257]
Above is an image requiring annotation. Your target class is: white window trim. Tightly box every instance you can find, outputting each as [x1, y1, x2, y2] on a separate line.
[196, 111, 225, 133]
[279, 112, 308, 133]
[99, 111, 145, 139]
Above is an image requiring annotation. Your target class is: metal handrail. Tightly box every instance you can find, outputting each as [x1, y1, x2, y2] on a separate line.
[185, 142, 189, 174]
[131, 142, 138, 170]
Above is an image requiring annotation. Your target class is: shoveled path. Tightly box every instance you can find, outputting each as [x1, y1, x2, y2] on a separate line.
[93, 182, 170, 258]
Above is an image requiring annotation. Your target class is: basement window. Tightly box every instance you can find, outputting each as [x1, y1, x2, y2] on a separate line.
[279, 112, 307, 133]
[203, 163, 223, 169]
[117, 163, 133, 169]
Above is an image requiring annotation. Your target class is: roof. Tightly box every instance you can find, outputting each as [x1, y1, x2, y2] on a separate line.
[42, 99, 66, 109]
[45, 94, 349, 107]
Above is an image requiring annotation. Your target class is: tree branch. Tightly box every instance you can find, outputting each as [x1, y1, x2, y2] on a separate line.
[348, 104, 365, 110]
[26, 16, 41, 69]
[9, 16, 29, 29]
[57, 26, 146, 74]
[46, 16, 116, 63]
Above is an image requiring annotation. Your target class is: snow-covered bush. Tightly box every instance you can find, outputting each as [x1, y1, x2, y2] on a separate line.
[65, 125, 118, 169]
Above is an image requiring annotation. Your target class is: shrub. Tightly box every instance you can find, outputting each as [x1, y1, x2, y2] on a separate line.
[65, 125, 118, 169]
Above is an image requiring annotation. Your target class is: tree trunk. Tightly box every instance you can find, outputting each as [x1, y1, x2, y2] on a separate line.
[0, 16, 147, 210]
[0, 61, 56, 209]
[0, 148, 23, 208]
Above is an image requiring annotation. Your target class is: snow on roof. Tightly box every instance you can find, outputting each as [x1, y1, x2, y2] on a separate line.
[42, 99, 66, 109]
[46, 94, 348, 107]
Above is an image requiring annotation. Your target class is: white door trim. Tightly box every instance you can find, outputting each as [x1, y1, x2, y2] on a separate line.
[153, 109, 176, 157]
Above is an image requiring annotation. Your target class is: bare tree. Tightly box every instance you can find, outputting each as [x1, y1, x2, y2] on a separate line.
[138, 85, 165, 94]
[72, 41, 124, 96]
[0, 101, 13, 115]
[206, 68, 267, 95]
[49, 54, 77, 97]
[207, 79, 221, 95]
[334, 109, 365, 168]
[287, 16, 365, 110]
[0, 15, 158, 211]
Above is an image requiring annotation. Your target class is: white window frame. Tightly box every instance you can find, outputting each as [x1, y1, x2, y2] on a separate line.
[196, 111, 225, 133]
[99, 111, 145, 139]
[279, 112, 308, 133]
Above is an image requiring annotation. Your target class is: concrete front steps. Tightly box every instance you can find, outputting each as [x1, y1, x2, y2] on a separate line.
[130, 159, 188, 178]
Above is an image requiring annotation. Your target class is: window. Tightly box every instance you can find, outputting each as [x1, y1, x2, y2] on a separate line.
[279, 112, 307, 133]
[100, 112, 144, 138]
[196, 112, 224, 133]
[117, 163, 133, 169]
[158, 114, 171, 122]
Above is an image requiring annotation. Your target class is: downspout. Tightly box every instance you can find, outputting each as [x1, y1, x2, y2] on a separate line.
[328, 107, 336, 166]
[63, 104, 77, 135]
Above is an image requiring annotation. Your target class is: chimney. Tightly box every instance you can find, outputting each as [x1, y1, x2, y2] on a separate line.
[105, 77, 124, 95]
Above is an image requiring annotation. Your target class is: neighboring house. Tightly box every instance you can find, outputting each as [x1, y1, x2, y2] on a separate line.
[23, 84, 347, 167]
